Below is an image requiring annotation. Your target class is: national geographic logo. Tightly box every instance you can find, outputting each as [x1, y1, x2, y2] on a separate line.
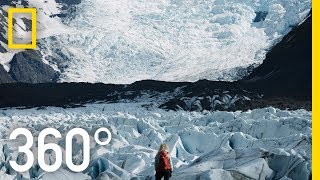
[8, 7, 37, 49]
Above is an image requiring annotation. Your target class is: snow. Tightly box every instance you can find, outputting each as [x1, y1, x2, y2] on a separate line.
[0, 0, 311, 83]
[37, 0, 310, 83]
[0, 103, 311, 179]
[0, 52, 15, 71]
[0, 1, 73, 66]
[26, 0, 73, 39]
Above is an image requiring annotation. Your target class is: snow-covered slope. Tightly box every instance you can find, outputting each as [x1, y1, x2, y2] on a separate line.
[0, 103, 311, 179]
[0, 0, 75, 71]
[0, 0, 311, 83]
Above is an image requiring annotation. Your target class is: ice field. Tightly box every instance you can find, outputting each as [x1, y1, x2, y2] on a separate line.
[0, 103, 311, 179]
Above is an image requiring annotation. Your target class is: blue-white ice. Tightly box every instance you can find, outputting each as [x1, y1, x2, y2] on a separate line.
[0, 0, 311, 83]
[39, 0, 310, 83]
[0, 103, 311, 179]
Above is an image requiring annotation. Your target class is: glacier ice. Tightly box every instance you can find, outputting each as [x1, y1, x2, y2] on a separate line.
[0, 103, 311, 179]
[37, 0, 311, 83]
[0, 0, 311, 83]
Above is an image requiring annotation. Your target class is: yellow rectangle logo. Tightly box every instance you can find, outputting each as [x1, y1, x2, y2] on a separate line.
[8, 8, 37, 49]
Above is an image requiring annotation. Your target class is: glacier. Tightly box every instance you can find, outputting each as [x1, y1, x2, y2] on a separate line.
[0, 0, 311, 83]
[0, 103, 311, 179]
[40, 0, 311, 83]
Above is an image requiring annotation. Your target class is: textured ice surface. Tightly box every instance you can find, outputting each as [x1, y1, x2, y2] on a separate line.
[0, 0, 311, 83]
[0, 103, 311, 179]
[38, 0, 310, 83]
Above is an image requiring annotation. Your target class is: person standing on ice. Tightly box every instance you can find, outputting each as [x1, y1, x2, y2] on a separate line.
[155, 144, 173, 180]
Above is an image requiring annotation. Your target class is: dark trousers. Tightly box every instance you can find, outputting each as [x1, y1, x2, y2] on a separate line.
[155, 170, 171, 180]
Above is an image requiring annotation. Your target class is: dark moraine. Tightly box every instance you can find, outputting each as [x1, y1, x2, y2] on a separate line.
[0, 13, 312, 111]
